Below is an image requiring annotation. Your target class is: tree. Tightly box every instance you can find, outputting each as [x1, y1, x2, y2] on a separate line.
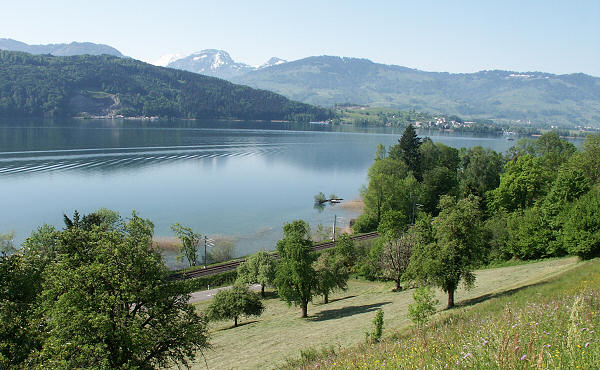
[274, 220, 317, 318]
[376, 210, 413, 290]
[406, 195, 485, 308]
[507, 207, 555, 259]
[333, 233, 356, 268]
[0, 253, 40, 367]
[170, 223, 202, 267]
[0, 231, 16, 257]
[389, 124, 422, 180]
[208, 240, 236, 263]
[562, 188, 600, 259]
[206, 284, 264, 327]
[313, 252, 348, 303]
[488, 154, 551, 213]
[374, 143, 386, 160]
[31, 212, 209, 368]
[236, 250, 277, 297]
[458, 146, 504, 199]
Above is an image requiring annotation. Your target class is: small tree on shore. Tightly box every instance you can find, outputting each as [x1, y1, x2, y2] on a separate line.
[236, 250, 277, 297]
[206, 284, 264, 327]
[170, 223, 201, 267]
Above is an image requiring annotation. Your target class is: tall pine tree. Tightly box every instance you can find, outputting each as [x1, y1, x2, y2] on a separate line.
[389, 124, 422, 180]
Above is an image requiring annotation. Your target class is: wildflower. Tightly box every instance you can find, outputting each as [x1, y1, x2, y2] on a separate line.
[520, 354, 527, 361]
[481, 337, 489, 346]
[585, 342, 590, 348]
[463, 353, 472, 359]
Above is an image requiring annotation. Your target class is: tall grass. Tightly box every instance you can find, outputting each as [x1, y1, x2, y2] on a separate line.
[297, 259, 600, 369]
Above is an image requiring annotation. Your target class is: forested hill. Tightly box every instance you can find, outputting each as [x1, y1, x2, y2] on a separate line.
[0, 51, 331, 121]
[233, 56, 600, 128]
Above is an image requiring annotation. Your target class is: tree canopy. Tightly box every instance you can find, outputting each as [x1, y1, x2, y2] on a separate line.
[274, 220, 317, 318]
[0, 210, 209, 368]
[206, 284, 264, 327]
[236, 250, 277, 297]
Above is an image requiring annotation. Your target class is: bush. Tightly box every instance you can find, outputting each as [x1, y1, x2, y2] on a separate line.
[408, 286, 439, 327]
[352, 213, 378, 233]
[563, 188, 600, 259]
[365, 309, 384, 344]
[182, 270, 237, 292]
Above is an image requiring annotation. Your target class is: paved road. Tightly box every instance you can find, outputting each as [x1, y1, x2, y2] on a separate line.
[189, 283, 262, 304]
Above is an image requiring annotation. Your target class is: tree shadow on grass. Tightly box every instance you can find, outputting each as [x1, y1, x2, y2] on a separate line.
[308, 301, 392, 322]
[215, 320, 260, 332]
[454, 279, 551, 309]
[327, 295, 357, 304]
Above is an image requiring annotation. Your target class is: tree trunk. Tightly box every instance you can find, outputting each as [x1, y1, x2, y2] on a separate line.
[447, 288, 455, 309]
[261, 284, 265, 297]
[234, 316, 238, 327]
[324, 293, 329, 304]
[301, 301, 308, 318]
[395, 279, 401, 291]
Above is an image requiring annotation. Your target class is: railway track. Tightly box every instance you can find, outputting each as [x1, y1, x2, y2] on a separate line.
[169, 231, 379, 281]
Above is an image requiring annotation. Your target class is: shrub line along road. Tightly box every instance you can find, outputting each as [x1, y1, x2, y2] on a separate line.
[169, 231, 379, 281]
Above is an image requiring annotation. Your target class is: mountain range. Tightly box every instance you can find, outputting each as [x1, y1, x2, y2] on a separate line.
[1, 39, 599, 127]
[0, 51, 330, 121]
[160, 52, 600, 128]
[0, 38, 124, 57]
[156, 49, 286, 80]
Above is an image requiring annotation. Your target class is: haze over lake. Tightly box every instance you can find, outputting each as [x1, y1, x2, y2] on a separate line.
[0, 119, 516, 268]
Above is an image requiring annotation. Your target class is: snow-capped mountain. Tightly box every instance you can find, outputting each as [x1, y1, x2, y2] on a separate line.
[155, 49, 287, 79]
[260, 57, 287, 69]
[152, 53, 186, 67]
[164, 50, 253, 79]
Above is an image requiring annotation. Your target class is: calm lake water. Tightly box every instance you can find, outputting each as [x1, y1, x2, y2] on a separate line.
[0, 119, 515, 268]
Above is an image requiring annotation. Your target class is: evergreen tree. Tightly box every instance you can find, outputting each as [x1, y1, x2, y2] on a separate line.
[389, 124, 423, 180]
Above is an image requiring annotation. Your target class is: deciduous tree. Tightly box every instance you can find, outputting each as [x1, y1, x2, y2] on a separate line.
[274, 220, 317, 318]
[236, 250, 277, 297]
[406, 195, 484, 308]
[206, 284, 264, 327]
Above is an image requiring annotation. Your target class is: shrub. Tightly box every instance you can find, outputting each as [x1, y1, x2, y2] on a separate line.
[365, 309, 384, 344]
[408, 286, 439, 327]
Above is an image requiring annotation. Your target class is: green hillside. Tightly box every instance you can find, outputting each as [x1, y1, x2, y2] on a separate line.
[0, 51, 331, 121]
[233, 56, 600, 127]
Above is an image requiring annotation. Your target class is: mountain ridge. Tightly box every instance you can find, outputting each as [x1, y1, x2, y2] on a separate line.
[231, 55, 600, 127]
[0, 50, 331, 122]
[0, 38, 124, 57]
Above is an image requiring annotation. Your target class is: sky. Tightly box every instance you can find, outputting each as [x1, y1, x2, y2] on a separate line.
[1, 0, 599, 76]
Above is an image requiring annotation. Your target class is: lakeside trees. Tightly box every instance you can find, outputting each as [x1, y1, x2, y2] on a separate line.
[236, 250, 277, 297]
[353, 128, 600, 307]
[171, 223, 202, 267]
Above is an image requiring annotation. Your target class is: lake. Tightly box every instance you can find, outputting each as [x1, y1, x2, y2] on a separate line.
[0, 119, 515, 268]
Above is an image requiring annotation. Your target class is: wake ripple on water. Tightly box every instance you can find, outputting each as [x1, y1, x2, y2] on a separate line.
[0, 143, 286, 177]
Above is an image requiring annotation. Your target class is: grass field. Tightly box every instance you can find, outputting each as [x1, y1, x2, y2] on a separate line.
[301, 258, 600, 369]
[189, 257, 580, 369]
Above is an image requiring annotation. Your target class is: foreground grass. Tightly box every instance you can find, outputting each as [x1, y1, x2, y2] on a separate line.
[190, 257, 579, 369]
[298, 258, 600, 369]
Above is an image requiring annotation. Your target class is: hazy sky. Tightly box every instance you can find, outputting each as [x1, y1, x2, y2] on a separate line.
[2, 0, 599, 76]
